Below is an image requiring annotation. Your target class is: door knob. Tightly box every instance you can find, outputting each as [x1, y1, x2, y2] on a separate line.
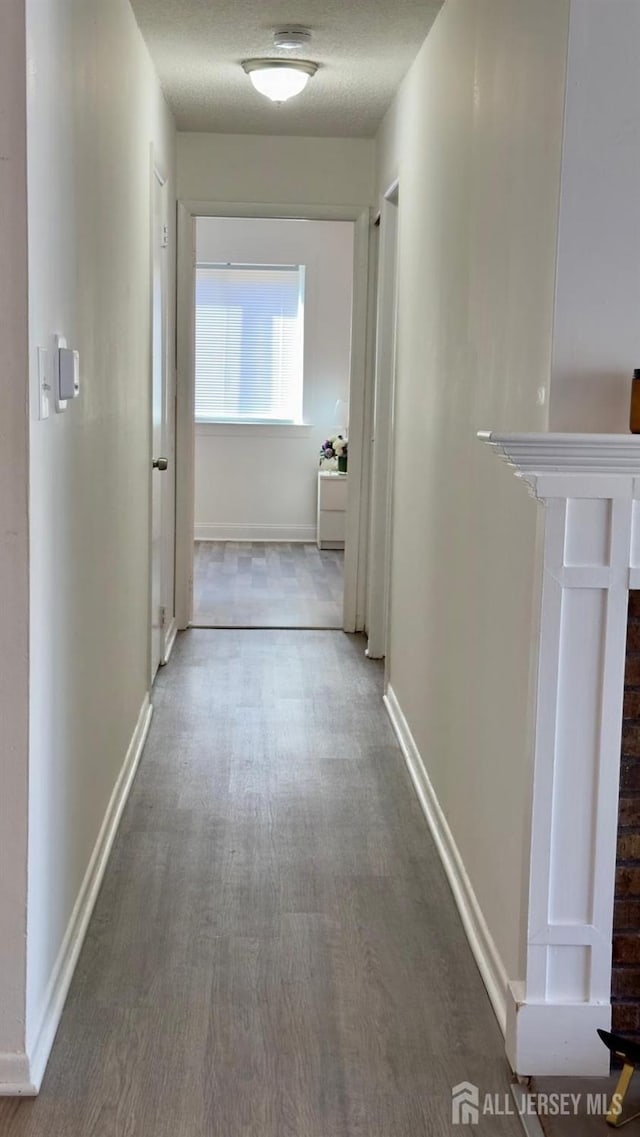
[152, 457, 168, 471]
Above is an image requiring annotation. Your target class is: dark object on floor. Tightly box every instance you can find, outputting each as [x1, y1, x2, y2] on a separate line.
[597, 1029, 640, 1127]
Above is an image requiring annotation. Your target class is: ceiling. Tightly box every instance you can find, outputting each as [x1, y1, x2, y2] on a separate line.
[129, 0, 444, 138]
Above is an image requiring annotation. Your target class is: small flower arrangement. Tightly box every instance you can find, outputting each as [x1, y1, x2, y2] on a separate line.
[320, 435, 348, 462]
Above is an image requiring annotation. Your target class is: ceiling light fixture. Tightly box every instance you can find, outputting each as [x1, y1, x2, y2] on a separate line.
[242, 58, 318, 103]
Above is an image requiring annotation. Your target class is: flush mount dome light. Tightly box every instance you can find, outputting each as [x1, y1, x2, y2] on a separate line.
[242, 59, 318, 103]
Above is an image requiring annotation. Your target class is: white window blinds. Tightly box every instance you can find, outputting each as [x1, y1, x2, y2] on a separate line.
[195, 263, 305, 423]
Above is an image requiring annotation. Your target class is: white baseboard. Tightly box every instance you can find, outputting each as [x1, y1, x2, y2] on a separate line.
[194, 523, 317, 543]
[384, 684, 509, 1035]
[13, 695, 154, 1096]
[161, 616, 178, 665]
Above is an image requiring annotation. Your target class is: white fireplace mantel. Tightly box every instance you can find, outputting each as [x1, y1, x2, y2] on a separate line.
[481, 431, 640, 1076]
[479, 430, 640, 494]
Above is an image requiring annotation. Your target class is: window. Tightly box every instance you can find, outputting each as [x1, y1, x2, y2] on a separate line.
[195, 262, 305, 423]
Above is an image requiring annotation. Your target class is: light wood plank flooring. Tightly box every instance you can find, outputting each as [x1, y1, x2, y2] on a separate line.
[0, 630, 521, 1136]
[193, 542, 344, 628]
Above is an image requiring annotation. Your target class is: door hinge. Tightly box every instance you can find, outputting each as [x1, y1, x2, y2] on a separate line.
[160, 605, 167, 628]
[161, 224, 169, 249]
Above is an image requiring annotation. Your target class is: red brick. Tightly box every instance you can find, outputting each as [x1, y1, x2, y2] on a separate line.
[616, 867, 640, 897]
[622, 725, 640, 758]
[612, 1004, 640, 1032]
[615, 899, 640, 930]
[620, 758, 640, 788]
[612, 968, 640, 999]
[618, 798, 640, 828]
[612, 614, 640, 1022]
[618, 833, 640, 861]
[614, 934, 640, 965]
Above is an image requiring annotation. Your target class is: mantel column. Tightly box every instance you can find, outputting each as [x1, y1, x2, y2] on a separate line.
[481, 433, 640, 1076]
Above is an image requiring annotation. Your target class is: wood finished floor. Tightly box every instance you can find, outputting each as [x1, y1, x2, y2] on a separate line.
[193, 542, 344, 628]
[0, 631, 521, 1136]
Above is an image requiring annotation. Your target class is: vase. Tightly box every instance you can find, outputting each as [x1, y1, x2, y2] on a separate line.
[338, 456, 347, 474]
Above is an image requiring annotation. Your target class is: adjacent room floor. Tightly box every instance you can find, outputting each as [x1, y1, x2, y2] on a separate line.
[530, 1074, 636, 1135]
[0, 630, 521, 1136]
[193, 541, 344, 628]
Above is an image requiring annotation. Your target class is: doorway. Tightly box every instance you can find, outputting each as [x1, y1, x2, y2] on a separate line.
[175, 202, 372, 634]
[191, 216, 352, 629]
[366, 180, 399, 661]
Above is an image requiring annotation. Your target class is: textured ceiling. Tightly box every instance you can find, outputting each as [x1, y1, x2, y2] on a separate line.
[129, 0, 444, 137]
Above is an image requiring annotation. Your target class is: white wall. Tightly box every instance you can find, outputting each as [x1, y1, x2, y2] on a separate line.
[23, 0, 175, 1087]
[178, 132, 375, 208]
[195, 217, 354, 542]
[0, 0, 30, 1085]
[549, 0, 640, 432]
[377, 0, 570, 1003]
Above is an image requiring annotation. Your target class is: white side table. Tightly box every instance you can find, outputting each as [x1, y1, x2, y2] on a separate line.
[317, 471, 347, 549]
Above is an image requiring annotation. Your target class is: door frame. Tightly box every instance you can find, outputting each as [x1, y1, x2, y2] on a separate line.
[149, 155, 166, 683]
[149, 149, 177, 681]
[175, 199, 372, 633]
[366, 179, 400, 660]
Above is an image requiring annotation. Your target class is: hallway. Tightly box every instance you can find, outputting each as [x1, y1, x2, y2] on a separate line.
[0, 631, 518, 1136]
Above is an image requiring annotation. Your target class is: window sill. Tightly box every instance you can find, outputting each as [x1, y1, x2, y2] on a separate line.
[195, 421, 314, 439]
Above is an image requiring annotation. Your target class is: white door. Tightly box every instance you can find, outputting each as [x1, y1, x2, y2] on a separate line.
[150, 164, 168, 681]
